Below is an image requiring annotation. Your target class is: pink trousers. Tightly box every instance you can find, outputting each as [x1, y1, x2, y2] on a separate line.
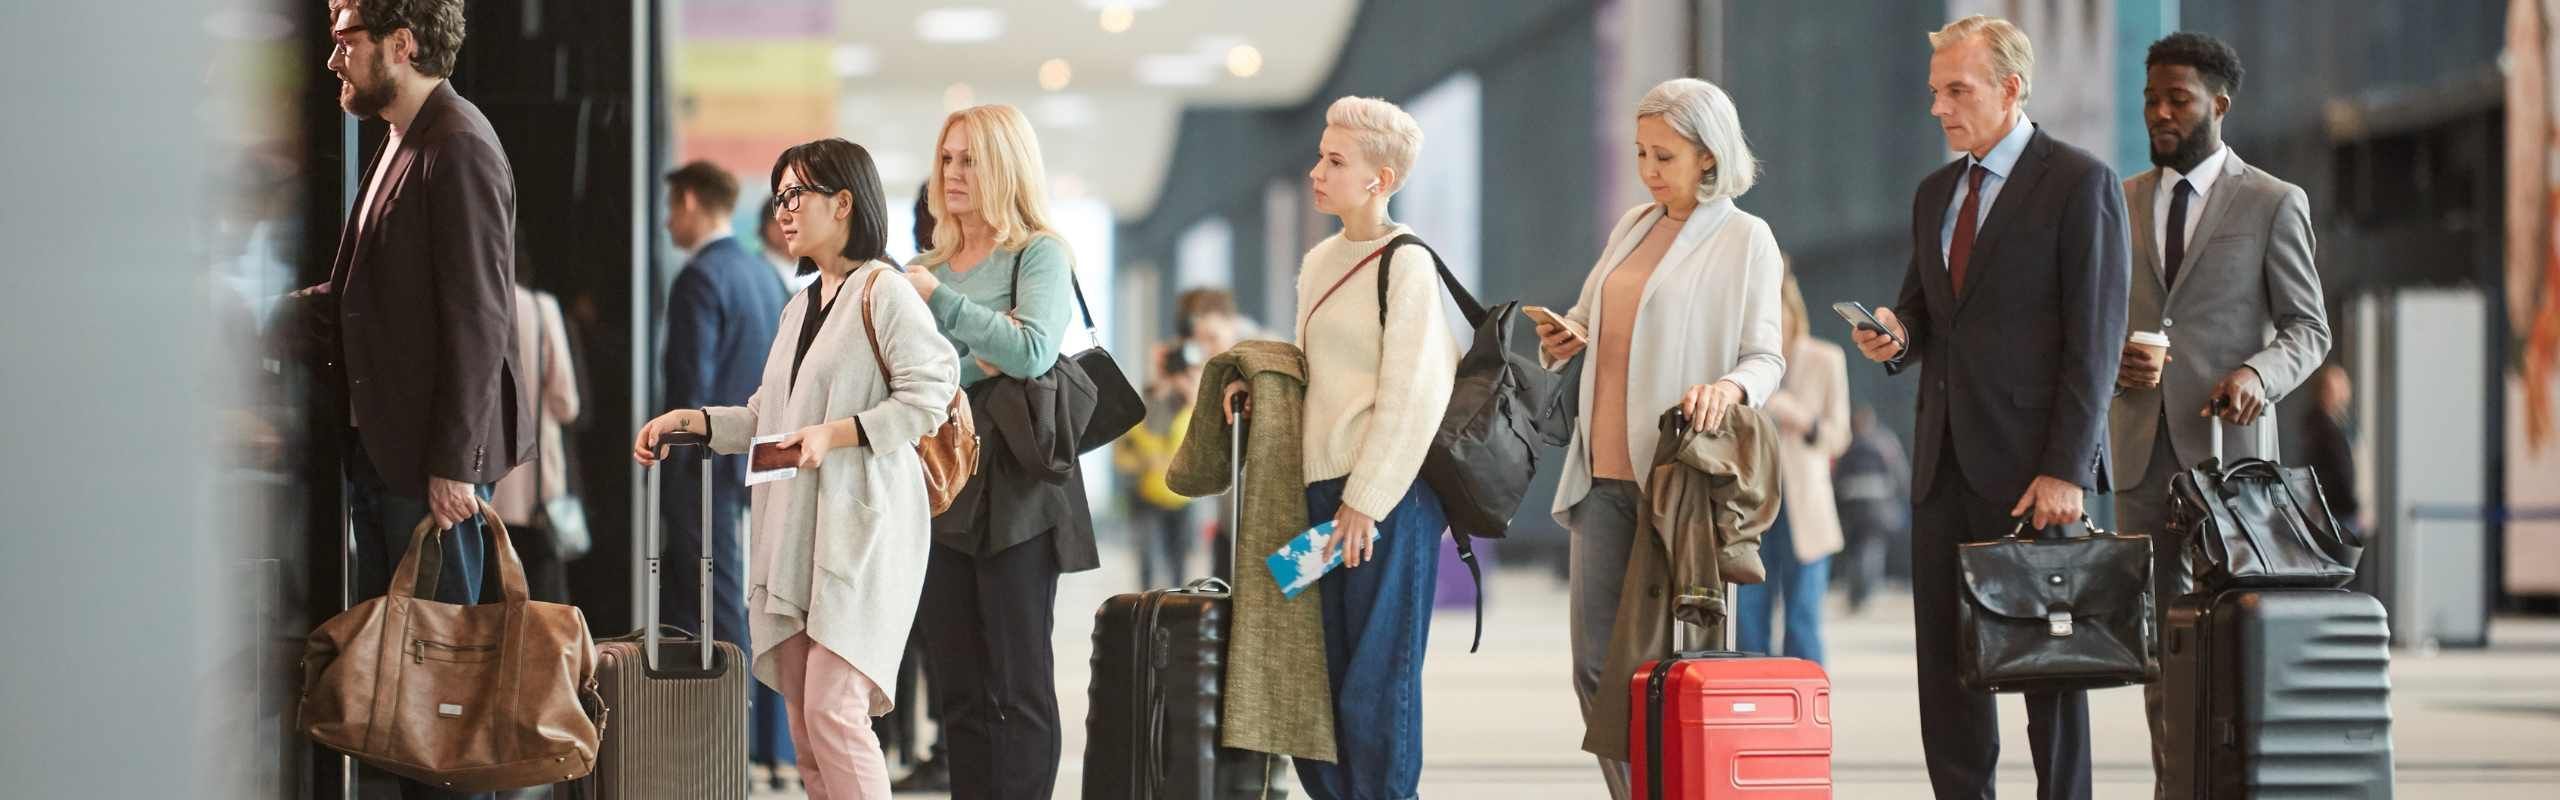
[770, 633, 891, 800]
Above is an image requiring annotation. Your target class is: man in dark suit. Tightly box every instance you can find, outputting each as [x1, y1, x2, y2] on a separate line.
[286, 2, 525, 798]
[1853, 15, 2130, 800]
[658, 160, 787, 658]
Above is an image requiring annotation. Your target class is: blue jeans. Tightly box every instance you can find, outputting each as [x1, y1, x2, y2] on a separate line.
[1295, 478, 1443, 800]
[1732, 508, 1831, 665]
[342, 430, 497, 800]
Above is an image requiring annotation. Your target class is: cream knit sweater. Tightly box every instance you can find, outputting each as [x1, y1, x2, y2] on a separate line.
[1292, 224, 1460, 520]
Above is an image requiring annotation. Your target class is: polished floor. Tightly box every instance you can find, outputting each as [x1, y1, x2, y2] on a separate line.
[750, 541, 2560, 799]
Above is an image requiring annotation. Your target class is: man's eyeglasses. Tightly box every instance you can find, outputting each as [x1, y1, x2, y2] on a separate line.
[774, 185, 840, 213]
[331, 25, 369, 57]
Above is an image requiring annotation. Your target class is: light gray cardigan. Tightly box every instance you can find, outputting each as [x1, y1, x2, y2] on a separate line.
[1545, 200, 1788, 520]
[705, 261, 959, 712]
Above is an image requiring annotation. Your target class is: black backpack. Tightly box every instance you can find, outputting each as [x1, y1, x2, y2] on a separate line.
[1372, 234, 1568, 651]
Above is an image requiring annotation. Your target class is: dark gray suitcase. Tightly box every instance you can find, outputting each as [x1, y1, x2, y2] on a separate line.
[2162, 589, 2394, 798]
[1082, 399, 1288, 799]
[569, 431, 749, 799]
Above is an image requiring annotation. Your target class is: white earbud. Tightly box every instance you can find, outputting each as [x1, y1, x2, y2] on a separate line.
[1365, 178, 1382, 194]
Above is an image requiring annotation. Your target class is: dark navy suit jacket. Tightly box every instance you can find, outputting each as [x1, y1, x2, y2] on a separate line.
[1888, 127, 2131, 506]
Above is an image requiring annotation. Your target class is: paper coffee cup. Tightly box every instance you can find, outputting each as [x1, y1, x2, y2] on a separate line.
[2128, 330, 2170, 361]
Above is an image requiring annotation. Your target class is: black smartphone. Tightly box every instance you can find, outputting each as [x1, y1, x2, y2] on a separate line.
[1831, 302, 1903, 347]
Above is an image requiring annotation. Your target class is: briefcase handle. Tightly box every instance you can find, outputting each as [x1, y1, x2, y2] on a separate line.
[2004, 514, 2111, 540]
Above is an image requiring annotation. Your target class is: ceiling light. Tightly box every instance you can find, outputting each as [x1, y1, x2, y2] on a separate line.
[1098, 6, 1134, 34]
[943, 82, 976, 113]
[1227, 45, 1263, 78]
[1039, 59, 1073, 91]
[832, 44, 878, 77]
[1134, 54, 1215, 87]
[916, 8, 1004, 44]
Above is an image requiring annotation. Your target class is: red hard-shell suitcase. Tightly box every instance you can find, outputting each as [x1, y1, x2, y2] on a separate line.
[1627, 580, 1833, 798]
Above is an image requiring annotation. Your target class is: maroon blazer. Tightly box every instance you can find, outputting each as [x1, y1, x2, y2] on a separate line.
[287, 82, 532, 496]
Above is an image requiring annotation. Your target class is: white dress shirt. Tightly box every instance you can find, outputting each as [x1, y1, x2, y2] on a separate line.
[2153, 145, 2232, 269]
[1938, 114, 2035, 267]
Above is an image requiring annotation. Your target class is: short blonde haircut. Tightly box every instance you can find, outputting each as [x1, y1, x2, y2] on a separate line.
[1635, 78, 1759, 202]
[1323, 96, 1424, 192]
[920, 104, 1058, 266]
[1929, 14, 2035, 104]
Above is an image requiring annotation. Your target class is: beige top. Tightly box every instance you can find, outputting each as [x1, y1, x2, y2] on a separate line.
[1589, 215, 1685, 480]
[491, 288, 579, 525]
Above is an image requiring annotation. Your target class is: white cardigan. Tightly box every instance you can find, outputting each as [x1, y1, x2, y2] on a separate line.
[705, 261, 959, 712]
[1548, 200, 1788, 520]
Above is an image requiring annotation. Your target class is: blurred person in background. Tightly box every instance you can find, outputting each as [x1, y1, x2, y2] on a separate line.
[1177, 287, 1253, 578]
[1831, 405, 1913, 615]
[490, 252, 580, 604]
[1225, 93, 1459, 800]
[282, 2, 529, 797]
[634, 138, 961, 799]
[1533, 77, 1786, 799]
[1733, 271, 1850, 665]
[761, 194, 819, 294]
[2303, 365, 2360, 536]
[1851, 16, 2130, 799]
[1120, 344, 1204, 590]
[906, 104, 1097, 799]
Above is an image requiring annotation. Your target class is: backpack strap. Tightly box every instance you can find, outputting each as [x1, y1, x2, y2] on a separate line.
[1372, 233, 1488, 330]
[1371, 233, 1490, 653]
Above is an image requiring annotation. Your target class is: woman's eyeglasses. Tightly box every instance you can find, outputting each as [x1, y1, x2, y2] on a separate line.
[773, 185, 839, 213]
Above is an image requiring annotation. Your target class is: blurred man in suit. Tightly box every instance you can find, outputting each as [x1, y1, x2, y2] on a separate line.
[285, 2, 527, 797]
[2112, 32, 2331, 797]
[658, 160, 786, 658]
[1852, 15, 2130, 800]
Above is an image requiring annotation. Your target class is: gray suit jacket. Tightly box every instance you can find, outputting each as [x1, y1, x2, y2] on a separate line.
[2111, 150, 2330, 486]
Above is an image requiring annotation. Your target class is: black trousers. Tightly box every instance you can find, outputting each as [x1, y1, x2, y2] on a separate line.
[919, 538, 1062, 799]
[1910, 441, 2094, 800]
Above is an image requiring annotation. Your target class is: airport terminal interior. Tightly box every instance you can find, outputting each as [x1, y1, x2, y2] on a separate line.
[4, 0, 2558, 797]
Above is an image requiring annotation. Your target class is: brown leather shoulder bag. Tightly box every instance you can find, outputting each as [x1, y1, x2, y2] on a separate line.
[861, 268, 980, 514]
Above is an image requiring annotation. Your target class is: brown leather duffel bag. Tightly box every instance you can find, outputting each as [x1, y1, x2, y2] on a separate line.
[300, 503, 605, 792]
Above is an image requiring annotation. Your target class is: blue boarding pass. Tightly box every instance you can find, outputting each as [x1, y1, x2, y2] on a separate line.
[1265, 520, 1380, 600]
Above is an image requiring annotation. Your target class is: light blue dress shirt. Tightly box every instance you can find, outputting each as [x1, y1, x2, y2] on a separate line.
[1938, 114, 2036, 267]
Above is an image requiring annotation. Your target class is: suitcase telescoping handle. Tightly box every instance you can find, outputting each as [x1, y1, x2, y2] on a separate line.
[1665, 408, 1741, 657]
[1229, 392, 1248, 583]
[643, 429, 716, 671]
[338, 495, 358, 800]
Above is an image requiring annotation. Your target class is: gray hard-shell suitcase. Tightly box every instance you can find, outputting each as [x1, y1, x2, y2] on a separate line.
[570, 431, 749, 798]
[2161, 588, 2395, 798]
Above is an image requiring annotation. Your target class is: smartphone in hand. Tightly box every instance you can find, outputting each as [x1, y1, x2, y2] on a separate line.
[1524, 305, 1585, 340]
[1831, 302, 1901, 343]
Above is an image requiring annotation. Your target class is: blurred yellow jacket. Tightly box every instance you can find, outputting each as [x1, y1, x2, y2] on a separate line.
[1115, 402, 1193, 510]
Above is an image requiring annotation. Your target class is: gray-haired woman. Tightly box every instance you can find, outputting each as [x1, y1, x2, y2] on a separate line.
[1537, 77, 1788, 798]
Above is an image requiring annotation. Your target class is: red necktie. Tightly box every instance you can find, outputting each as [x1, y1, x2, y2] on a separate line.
[1949, 164, 1989, 293]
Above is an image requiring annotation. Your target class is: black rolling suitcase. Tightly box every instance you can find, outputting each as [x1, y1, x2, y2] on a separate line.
[1084, 398, 1287, 799]
[2161, 588, 2395, 798]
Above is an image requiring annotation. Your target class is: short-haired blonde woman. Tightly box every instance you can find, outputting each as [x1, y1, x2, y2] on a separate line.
[632, 138, 960, 799]
[1230, 95, 1459, 800]
[896, 103, 1096, 799]
[1538, 77, 1786, 798]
